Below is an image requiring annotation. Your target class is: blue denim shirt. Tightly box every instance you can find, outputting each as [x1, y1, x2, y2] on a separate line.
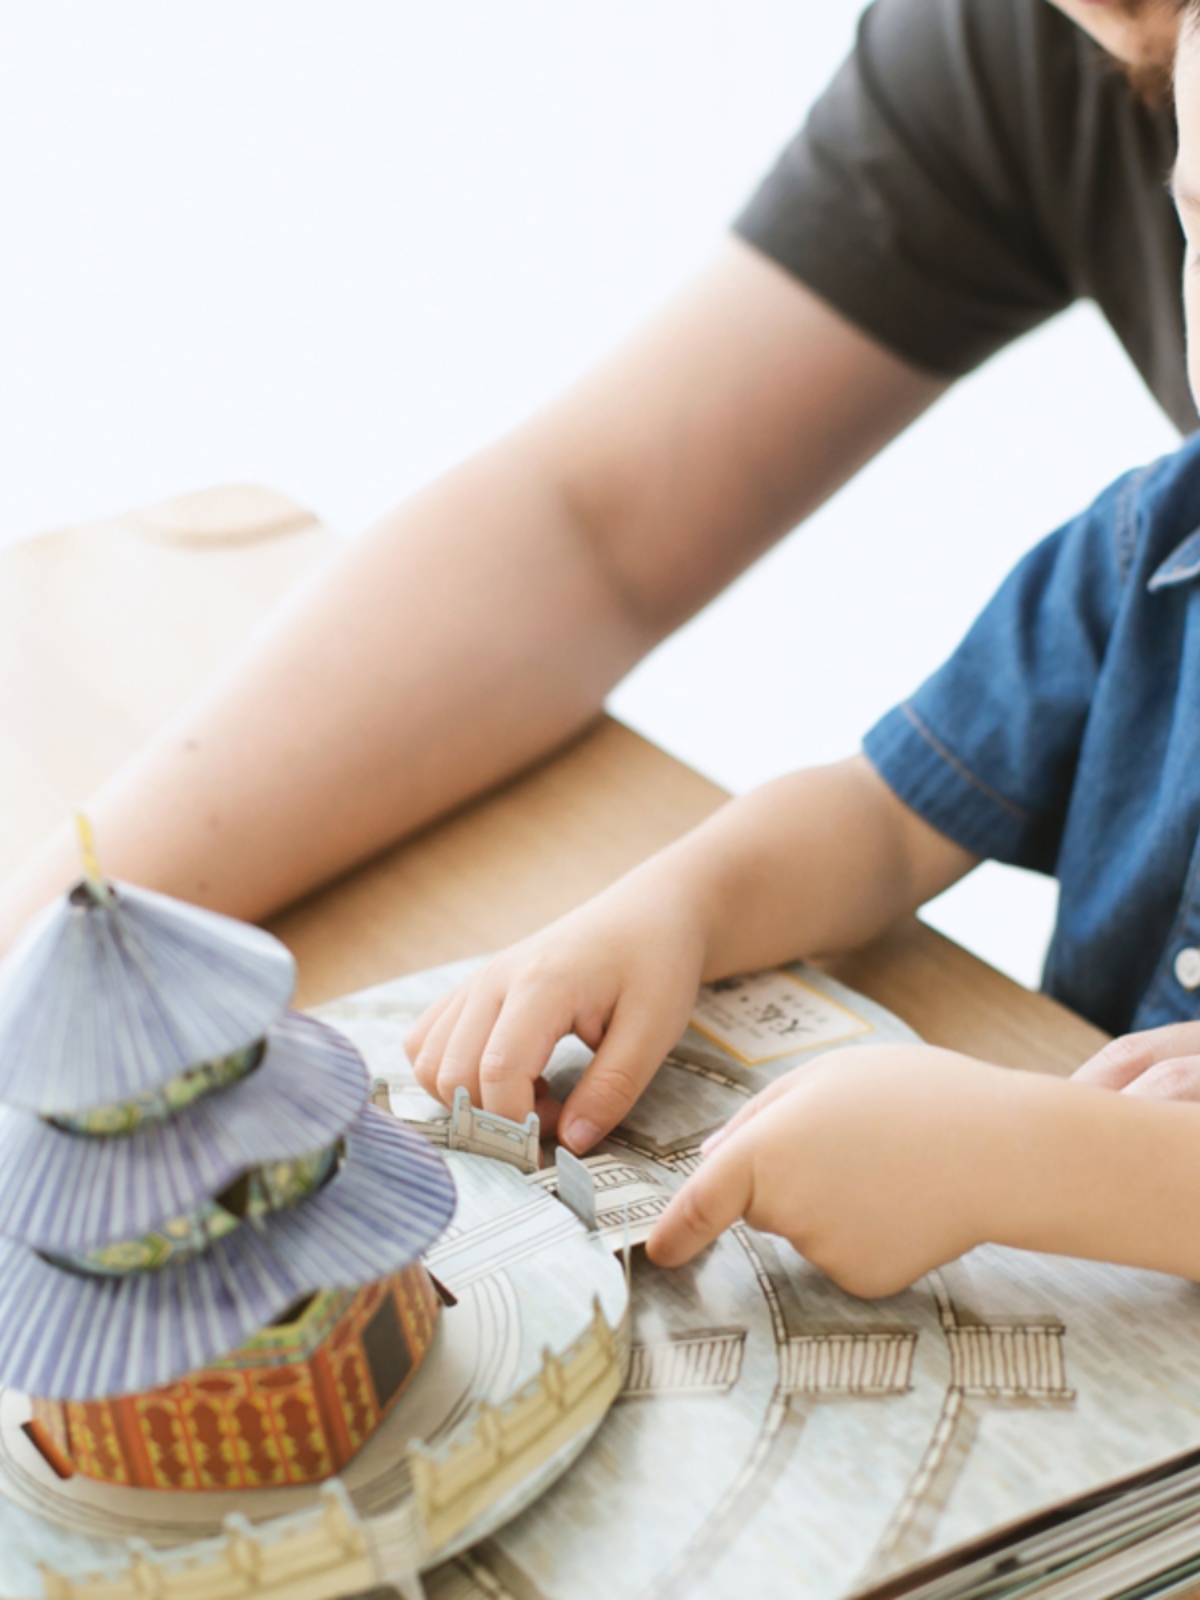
[864, 430, 1200, 1037]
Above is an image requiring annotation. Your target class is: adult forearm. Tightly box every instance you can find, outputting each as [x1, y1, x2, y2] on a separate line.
[0, 445, 645, 944]
[0, 243, 946, 949]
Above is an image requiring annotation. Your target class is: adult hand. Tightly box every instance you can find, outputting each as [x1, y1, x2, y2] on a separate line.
[404, 881, 706, 1153]
[1071, 1022, 1200, 1101]
[646, 1045, 1024, 1297]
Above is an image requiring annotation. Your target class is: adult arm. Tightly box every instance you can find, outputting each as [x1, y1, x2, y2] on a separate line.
[0, 240, 945, 947]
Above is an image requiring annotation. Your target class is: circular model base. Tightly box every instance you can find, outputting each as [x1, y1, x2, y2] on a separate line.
[0, 1149, 628, 1595]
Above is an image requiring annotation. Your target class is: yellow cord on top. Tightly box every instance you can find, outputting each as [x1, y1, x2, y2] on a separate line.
[74, 813, 112, 904]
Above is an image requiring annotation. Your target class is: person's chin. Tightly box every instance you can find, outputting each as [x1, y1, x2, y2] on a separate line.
[1047, 0, 1180, 69]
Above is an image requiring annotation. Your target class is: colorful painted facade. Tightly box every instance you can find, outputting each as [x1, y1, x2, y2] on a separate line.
[28, 1265, 440, 1491]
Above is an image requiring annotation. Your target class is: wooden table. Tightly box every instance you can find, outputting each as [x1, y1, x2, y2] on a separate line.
[0, 487, 1106, 1076]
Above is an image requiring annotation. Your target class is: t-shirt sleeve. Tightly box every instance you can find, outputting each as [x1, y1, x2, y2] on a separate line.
[735, 0, 1075, 376]
[862, 468, 1138, 873]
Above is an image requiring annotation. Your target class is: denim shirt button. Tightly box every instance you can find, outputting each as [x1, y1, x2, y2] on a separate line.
[1174, 947, 1200, 991]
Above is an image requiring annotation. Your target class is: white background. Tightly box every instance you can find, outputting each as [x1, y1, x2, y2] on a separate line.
[0, 2, 1179, 989]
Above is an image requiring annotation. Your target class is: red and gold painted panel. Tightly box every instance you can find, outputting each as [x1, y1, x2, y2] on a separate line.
[27, 1264, 440, 1491]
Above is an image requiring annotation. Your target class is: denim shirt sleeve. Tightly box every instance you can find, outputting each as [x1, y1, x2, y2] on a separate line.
[863, 465, 1139, 873]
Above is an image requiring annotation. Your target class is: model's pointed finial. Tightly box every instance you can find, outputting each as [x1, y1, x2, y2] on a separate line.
[74, 813, 113, 906]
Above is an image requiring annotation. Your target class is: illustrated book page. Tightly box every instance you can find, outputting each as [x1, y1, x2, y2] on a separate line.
[336, 959, 1200, 1600]
[4, 960, 1200, 1600]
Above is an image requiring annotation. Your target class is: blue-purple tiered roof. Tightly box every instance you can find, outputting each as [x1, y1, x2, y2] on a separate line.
[0, 876, 455, 1400]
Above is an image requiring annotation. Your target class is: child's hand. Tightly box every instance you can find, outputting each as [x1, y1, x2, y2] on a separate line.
[405, 882, 708, 1152]
[647, 1045, 1027, 1297]
[1072, 1022, 1200, 1102]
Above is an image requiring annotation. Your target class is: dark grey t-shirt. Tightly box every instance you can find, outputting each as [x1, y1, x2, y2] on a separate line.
[735, 0, 1196, 432]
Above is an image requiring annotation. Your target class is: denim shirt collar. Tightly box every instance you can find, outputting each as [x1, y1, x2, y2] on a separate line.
[1148, 527, 1200, 590]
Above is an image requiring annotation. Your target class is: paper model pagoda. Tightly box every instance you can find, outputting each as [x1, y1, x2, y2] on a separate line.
[0, 841, 456, 1493]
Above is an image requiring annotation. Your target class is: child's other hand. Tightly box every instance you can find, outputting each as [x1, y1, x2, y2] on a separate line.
[647, 1045, 1022, 1297]
[404, 886, 706, 1152]
[1072, 1022, 1200, 1101]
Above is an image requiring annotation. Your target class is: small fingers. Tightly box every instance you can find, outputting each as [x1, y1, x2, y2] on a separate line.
[646, 1131, 755, 1268]
[558, 1000, 683, 1154]
[434, 986, 506, 1109]
[476, 995, 571, 1124]
[1073, 1024, 1200, 1091]
[409, 944, 611, 1125]
[404, 988, 455, 1068]
[409, 989, 469, 1098]
[1120, 1055, 1200, 1103]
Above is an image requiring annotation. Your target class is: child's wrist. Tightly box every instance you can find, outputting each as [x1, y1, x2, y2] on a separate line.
[973, 1070, 1200, 1273]
[975, 1070, 1076, 1250]
[921, 1066, 1087, 1259]
[615, 852, 725, 970]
